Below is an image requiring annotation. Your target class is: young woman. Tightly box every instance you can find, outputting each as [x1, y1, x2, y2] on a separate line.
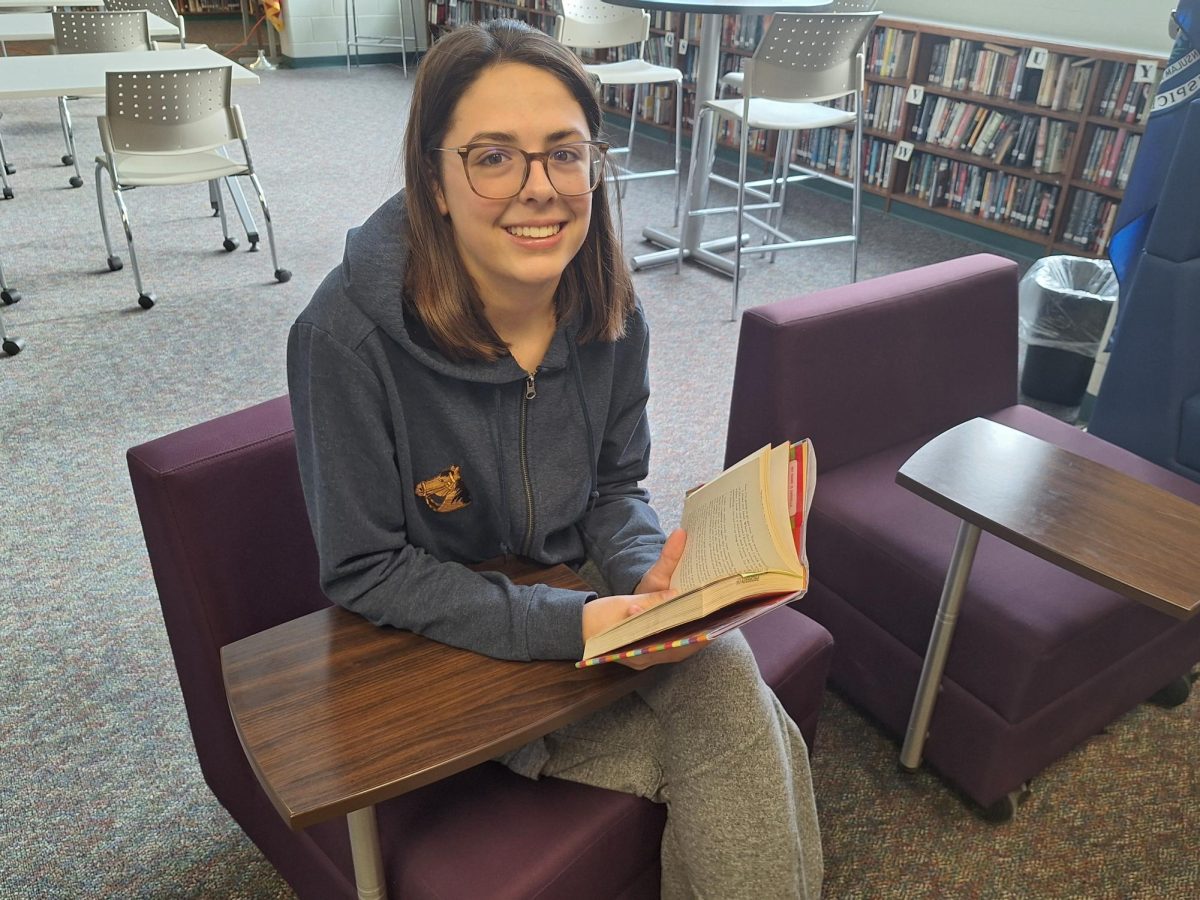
[287, 19, 822, 898]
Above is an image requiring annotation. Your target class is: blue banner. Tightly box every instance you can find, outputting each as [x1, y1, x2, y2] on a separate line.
[1107, 1, 1200, 341]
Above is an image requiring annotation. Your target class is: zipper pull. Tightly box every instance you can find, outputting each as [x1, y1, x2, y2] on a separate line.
[525, 371, 537, 400]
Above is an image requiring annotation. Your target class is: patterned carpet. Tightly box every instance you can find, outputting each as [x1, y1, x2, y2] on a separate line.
[2, 26, 1198, 899]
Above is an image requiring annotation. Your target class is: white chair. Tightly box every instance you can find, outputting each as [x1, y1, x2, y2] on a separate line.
[682, 11, 880, 318]
[53, 10, 155, 189]
[555, 0, 683, 222]
[104, 0, 187, 47]
[93, 65, 291, 309]
[719, 0, 879, 99]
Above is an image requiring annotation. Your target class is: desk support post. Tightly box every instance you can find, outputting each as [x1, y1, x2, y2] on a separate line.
[900, 519, 981, 770]
[347, 806, 387, 900]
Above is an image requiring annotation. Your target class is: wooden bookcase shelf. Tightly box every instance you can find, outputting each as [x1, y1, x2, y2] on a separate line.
[423, 7, 1164, 259]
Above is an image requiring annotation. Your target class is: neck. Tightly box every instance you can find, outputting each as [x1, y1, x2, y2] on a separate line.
[483, 289, 558, 373]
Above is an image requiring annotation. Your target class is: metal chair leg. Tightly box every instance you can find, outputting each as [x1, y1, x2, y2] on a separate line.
[57, 97, 84, 187]
[672, 81, 683, 227]
[0, 115, 14, 200]
[110, 184, 154, 308]
[94, 161, 124, 273]
[731, 111, 751, 321]
[247, 173, 291, 283]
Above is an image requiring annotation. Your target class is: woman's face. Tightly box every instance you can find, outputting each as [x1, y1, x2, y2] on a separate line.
[434, 62, 594, 312]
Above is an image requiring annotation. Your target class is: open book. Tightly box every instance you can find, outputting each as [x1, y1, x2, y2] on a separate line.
[577, 440, 816, 667]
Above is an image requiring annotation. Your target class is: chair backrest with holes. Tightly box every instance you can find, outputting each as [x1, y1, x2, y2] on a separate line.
[828, 0, 878, 11]
[746, 12, 880, 104]
[556, 0, 649, 50]
[53, 10, 154, 54]
[104, 0, 182, 28]
[104, 66, 236, 155]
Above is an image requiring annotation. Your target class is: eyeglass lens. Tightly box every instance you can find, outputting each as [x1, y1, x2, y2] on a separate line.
[465, 143, 603, 199]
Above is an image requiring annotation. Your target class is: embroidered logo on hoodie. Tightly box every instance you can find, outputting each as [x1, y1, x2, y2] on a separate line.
[416, 465, 471, 512]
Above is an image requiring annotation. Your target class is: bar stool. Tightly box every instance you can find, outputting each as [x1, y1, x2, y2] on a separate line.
[681, 11, 880, 318]
[555, 0, 683, 222]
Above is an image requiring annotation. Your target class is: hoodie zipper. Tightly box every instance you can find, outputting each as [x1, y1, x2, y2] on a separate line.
[518, 369, 537, 555]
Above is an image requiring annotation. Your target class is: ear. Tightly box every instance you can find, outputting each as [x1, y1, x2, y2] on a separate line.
[434, 178, 449, 217]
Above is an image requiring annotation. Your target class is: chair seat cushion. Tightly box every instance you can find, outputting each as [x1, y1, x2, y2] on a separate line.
[99, 148, 247, 186]
[809, 404, 1200, 724]
[705, 97, 855, 130]
[582, 58, 682, 86]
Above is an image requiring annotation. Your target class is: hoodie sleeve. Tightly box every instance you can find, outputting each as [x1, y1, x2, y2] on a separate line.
[577, 309, 667, 595]
[287, 314, 588, 661]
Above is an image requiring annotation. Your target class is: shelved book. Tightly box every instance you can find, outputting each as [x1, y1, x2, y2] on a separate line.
[577, 441, 816, 667]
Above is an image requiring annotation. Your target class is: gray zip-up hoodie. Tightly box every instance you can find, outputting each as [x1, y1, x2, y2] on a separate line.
[287, 192, 665, 661]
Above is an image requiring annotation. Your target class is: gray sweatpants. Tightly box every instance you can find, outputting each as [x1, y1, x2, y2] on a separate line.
[498, 630, 823, 899]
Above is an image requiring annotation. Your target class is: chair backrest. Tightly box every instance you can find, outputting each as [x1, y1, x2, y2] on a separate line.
[127, 396, 329, 799]
[555, 0, 650, 50]
[828, 0, 878, 10]
[104, 0, 181, 27]
[725, 254, 1020, 473]
[103, 66, 237, 154]
[53, 10, 154, 53]
[746, 12, 880, 103]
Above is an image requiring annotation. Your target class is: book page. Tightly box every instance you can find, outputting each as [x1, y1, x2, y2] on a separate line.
[671, 446, 800, 594]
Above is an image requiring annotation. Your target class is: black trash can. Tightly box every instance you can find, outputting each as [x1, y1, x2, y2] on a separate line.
[1019, 256, 1118, 406]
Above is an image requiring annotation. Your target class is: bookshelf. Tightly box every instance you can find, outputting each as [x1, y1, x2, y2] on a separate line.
[423, 7, 1165, 259]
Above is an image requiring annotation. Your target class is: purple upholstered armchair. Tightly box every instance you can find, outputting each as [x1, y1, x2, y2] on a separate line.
[126, 395, 835, 898]
[725, 254, 1200, 819]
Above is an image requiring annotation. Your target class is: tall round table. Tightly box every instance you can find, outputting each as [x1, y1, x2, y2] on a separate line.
[602, 0, 833, 273]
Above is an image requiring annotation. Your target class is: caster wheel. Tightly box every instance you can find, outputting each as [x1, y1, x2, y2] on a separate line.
[62, 154, 74, 166]
[222, 238, 239, 252]
[69, 175, 83, 188]
[2, 337, 23, 356]
[1148, 675, 1191, 708]
[1, 188, 12, 200]
[3, 163, 14, 175]
[137, 293, 156, 310]
[275, 268, 292, 283]
[979, 784, 1031, 823]
[2, 289, 20, 305]
[107, 256, 124, 272]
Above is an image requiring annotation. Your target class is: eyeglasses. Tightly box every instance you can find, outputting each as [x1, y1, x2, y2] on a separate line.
[434, 141, 609, 200]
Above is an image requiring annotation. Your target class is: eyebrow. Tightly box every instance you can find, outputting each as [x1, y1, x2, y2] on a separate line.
[464, 128, 587, 145]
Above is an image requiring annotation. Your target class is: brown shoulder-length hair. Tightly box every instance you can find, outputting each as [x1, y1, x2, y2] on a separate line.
[403, 19, 636, 362]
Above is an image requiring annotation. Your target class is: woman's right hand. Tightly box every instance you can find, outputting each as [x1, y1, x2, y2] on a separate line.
[581, 590, 704, 669]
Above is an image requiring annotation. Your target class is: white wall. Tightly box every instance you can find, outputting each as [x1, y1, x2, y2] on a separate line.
[879, 0, 1179, 56]
[281, 0, 427, 62]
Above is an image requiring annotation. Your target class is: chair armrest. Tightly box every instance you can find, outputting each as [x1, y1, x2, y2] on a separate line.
[726, 254, 1020, 472]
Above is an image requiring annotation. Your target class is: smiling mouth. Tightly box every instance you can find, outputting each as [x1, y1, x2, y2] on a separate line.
[506, 224, 562, 238]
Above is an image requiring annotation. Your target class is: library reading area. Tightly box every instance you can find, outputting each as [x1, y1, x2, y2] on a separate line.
[4, 2, 1199, 900]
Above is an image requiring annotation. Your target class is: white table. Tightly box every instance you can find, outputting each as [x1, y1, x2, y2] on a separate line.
[0, 46, 256, 98]
[605, 0, 833, 275]
[0, 10, 178, 41]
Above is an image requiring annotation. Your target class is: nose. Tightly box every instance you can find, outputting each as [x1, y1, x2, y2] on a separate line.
[520, 155, 557, 201]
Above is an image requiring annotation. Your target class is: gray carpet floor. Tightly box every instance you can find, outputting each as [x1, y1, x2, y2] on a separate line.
[2, 55, 1197, 899]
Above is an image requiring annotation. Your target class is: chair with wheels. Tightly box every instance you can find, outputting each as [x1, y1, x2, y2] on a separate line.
[104, 0, 187, 47]
[0, 256, 22, 356]
[52, 10, 154, 189]
[683, 11, 879, 318]
[555, 0, 683, 222]
[94, 65, 290, 310]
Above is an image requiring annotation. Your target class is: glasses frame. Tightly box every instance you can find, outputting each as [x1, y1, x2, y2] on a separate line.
[434, 140, 611, 200]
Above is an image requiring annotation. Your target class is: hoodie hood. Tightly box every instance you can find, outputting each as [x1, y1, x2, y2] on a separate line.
[339, 191, 575, 386]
